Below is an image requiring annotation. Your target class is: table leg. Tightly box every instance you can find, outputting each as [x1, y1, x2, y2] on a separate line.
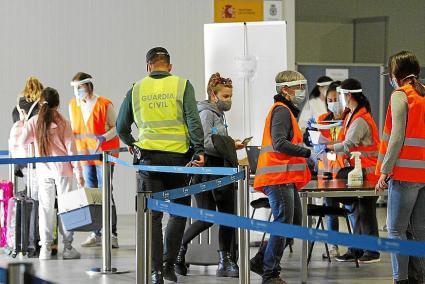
[301, 195, 308, 284]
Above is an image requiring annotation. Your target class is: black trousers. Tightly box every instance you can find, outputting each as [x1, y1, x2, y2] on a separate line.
[333, 196, 380, 257]
[182, 186, 236, 252]
[136, 150, 191, 272]
[181, 154, 236, 252]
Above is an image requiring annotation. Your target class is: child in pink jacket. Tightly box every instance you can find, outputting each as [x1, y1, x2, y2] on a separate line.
[20, 87, 84, 260]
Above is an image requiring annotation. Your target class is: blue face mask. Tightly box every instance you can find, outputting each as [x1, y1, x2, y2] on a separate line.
[78, 89, 87, 99]
[390, 78, 399, 89]
[328, 101, 341, 114]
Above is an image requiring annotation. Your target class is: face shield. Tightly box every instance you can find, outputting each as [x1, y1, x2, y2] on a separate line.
[336, 86, 362, 109]
[276, 79, 308, 109]
[70, 78, 94, 105]
[317, 81, 333, 97]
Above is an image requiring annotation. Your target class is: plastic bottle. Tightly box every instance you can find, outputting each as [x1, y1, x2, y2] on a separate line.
[347, 152, 363, 186]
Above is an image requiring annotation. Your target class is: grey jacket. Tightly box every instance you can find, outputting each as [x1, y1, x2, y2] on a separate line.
[197, 100, 228, 157]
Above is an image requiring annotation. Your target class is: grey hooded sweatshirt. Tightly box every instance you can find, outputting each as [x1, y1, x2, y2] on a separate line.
[197, 100, 228, 157]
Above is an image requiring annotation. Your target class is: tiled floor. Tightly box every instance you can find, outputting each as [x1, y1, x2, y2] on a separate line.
[0, 208, 393, 284]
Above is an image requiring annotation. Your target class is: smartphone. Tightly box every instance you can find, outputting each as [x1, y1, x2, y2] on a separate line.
[242, 136, 254, 145]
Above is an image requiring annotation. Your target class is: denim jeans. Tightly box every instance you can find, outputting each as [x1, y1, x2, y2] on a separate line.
[332, 196, 380, 257]
[387, 179, 425, 281]
[82, 165, 117, 236]
[262, 183, 301, 281]
[325, 198, 356, 243]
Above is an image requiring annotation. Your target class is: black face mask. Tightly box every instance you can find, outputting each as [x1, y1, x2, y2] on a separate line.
[273, 94, 300, 117]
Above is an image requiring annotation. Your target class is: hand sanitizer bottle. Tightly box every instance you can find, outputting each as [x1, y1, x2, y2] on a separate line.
[348, 152, 363, 186]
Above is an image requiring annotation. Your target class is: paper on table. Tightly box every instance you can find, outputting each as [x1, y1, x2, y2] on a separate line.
[308, 130, 330, 144]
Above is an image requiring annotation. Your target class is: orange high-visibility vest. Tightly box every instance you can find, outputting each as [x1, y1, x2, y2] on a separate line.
[254, 102, 311, 192]
[317, 112, 346, 178]
[376, 84, 425, 182]
[69, 96, 120, 165]
[338, 107, 379, 182]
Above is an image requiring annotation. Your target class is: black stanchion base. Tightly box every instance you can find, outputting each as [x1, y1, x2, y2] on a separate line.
[86, 267, 130, 275]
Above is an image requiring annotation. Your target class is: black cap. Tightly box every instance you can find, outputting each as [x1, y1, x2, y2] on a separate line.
[146, 47, 170, 63]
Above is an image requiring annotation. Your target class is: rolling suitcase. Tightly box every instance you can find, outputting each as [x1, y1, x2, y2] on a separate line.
[6, 144, 39, 258]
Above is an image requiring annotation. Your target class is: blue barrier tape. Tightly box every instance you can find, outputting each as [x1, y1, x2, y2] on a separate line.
[107, 155, 238, 175]
[152, 171, 245, 201]
[0, 154, 101, 165]
[147, 199, 425, 257]
[0, 150, 9, 156]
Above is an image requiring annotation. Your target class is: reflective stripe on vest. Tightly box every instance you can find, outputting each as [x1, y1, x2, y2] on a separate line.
[256, 163, 307, 176]
[382, 133, 425, 148]
[132, 75, 189, 153]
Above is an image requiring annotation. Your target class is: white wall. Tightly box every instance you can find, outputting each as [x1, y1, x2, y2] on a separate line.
[0, 0, 213, 214]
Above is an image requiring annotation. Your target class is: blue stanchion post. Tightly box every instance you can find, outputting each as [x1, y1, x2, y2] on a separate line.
[238, 165, 250, 284]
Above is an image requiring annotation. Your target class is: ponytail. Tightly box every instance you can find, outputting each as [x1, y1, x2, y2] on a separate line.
[35, 87, 60, 157]
[411, 77, 425, 97]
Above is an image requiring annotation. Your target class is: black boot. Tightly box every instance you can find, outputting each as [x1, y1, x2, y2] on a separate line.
[250, 250, 264, 276]
[175, 245, 188, 276]
[216, 251, 239, 278]
[163, 262, 178, 282]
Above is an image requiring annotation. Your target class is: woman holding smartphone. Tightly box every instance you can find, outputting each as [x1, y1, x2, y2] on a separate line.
[175, 73, 243, 278]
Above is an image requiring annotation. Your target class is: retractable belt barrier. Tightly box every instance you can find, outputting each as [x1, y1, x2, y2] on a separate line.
[147, 198, 425, 258]
[106, 154, 425, 258]
[107, 155, 238, 176]
[1, 150, 425, 282]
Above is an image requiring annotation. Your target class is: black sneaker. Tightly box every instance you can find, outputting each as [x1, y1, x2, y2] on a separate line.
[359, 254, 380, 264]
[163, 262, 177, 282]
[335, 252, 356, 262]
[250, 254, 264, 276]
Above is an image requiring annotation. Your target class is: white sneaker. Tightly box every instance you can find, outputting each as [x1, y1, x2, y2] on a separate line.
[81, 233, 101, 247]
[112, 235, 119, 249]
[63, 247, 81, 259]
[39, 245, 52, 260]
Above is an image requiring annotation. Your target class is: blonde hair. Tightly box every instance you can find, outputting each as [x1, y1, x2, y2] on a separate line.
[275, 71, 305, 93]
[20, 76, 43, 102]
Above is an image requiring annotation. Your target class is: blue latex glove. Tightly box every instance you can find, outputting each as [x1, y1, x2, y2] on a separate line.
[94, 135, 106, 152]
[313, 144, 326, 156]
[307, 117, 316, 129]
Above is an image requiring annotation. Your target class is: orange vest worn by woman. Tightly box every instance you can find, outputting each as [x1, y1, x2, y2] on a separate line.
[338, 107, 379, 182]
[317, 112, 346, 178]
[376, 84, 425, 182]
[69, 96, 120, 165]
[254, 102, 311, 192]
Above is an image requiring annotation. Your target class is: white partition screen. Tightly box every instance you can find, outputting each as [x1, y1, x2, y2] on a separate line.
[204, 21, 287, 148]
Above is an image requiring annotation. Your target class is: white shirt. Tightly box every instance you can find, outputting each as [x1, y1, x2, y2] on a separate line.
[298, 96, 328, 131]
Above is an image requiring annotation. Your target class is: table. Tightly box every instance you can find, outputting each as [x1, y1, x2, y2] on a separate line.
[299, 179, 387, 284]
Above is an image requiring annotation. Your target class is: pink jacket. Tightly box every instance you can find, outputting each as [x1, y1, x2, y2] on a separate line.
[20, 113, 82, 178]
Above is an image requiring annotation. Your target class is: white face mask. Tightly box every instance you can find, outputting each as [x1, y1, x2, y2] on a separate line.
[328, 101, 341, 114]
[291, 89, 306, 108]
